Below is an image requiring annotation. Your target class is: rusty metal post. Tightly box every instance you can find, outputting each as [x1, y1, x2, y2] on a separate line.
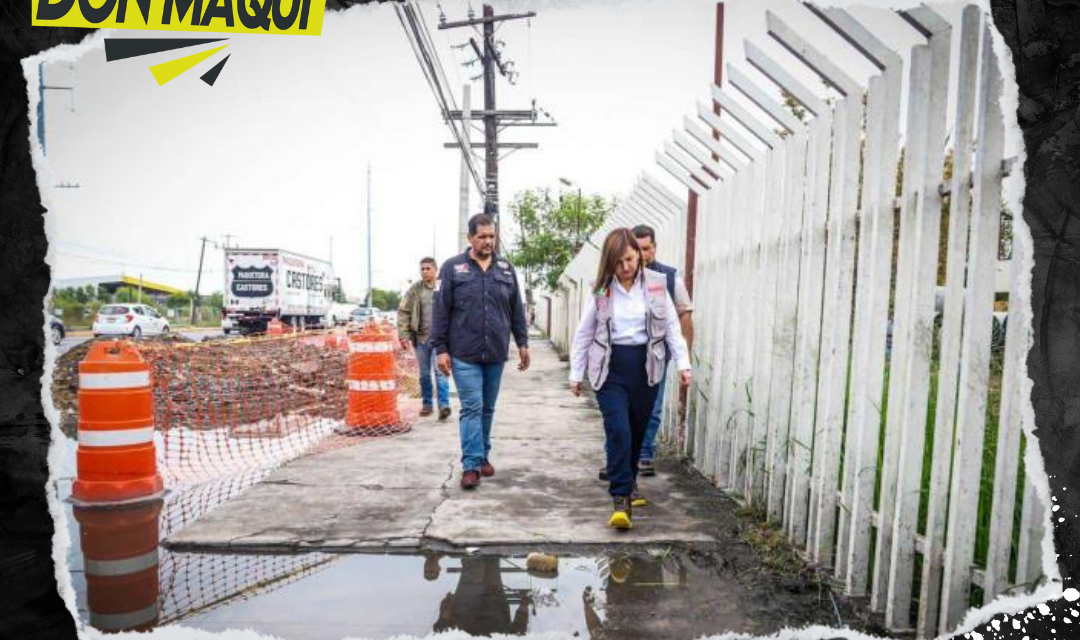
[680, 1, 724, 432]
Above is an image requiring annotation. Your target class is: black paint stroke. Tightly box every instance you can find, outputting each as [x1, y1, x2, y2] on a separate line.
[104, 38, 229, 62]
[200, 54, 231, 87]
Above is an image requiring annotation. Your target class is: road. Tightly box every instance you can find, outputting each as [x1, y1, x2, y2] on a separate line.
[55, 329, 224, 357]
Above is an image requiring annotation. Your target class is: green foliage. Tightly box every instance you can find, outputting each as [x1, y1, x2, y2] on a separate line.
[505, 188, 613, 292]
[113, 286, 140, 303]
[369, 288, 401, 312]
[165, 291, 193, 309]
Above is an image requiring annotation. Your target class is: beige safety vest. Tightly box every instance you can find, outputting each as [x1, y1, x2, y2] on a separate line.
[586, 269, 669, 390]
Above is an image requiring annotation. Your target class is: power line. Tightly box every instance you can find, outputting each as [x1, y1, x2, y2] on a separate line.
[394, 1, 486, 196]
[55, 248, 214, 275]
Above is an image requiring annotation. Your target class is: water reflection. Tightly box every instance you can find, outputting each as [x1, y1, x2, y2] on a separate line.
[63, 470, 748, 639]
[433, 556, 531, 636]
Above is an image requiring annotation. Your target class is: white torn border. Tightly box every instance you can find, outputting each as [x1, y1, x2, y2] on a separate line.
[23, 1, 1060, 640]
[27, 25, 112, 640]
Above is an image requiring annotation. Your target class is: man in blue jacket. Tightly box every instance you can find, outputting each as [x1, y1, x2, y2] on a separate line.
[634, 224, 694, 476]
[431, 213, 531, 490]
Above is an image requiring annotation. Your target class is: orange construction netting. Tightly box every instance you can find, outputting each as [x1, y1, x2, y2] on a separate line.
[130, 322, 420, 487]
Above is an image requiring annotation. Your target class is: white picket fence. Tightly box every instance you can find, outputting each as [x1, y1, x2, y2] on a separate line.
[544, 4, 1045, 637]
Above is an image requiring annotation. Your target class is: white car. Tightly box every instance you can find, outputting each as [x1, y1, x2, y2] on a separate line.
[326, 302, 356, 326]
[93, 304, 170, 338]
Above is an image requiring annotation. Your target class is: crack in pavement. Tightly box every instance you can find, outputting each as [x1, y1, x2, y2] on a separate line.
[420, 458, 458, 541]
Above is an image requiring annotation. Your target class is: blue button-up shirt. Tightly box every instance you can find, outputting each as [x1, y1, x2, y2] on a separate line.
[430, 250, 529, 364]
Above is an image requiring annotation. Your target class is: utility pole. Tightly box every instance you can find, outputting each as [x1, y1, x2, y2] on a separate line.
[366, 163, 373, 312]
[440, 4, 548, 251]
[480, 4, 498, 224]
[38, 62, 81, 189]
[37, 63, 74, 158]
[191, 236, 208, 325]
[459, 84, 471, 252]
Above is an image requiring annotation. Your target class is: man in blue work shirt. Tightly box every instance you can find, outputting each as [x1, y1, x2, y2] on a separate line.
[431, 213, 531, 490]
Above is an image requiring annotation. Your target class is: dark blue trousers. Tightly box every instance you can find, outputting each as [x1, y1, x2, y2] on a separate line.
[595, 345, 659, 497]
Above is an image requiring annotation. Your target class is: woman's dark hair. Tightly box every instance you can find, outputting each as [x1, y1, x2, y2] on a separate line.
[594, 228, 641, 293]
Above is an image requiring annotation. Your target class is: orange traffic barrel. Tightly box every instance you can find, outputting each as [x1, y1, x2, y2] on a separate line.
[72, 341, 164, 506]
[74, 500, 162, 633]
[345, 324, 400, 429]
[267, 318, 287, 335]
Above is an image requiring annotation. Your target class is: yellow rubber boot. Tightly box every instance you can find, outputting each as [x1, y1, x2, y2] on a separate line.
[609, 496, 632, 530]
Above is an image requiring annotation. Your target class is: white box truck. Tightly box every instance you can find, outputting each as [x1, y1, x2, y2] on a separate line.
[221, 248, 335, 335]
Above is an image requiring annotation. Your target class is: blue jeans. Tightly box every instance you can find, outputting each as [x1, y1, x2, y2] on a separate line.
[451, 358, 506, 472]
[416, 343, 450, 408]
[640, 367, 668, 461]
[596, 345, 658, 497]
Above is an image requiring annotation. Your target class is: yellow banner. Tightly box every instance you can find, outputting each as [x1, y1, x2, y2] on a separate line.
[31, 0, 326, 36]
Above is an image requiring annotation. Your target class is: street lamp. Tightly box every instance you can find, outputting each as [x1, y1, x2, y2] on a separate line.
[558, 177, 583, 251]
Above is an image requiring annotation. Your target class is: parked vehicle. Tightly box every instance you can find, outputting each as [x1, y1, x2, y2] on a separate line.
[92, 304, 170, 338]
[349, 306, 376, 325]
[326, 302, 356, 326]
[50, 314, 65, 346]
[221, 248, 335, 335]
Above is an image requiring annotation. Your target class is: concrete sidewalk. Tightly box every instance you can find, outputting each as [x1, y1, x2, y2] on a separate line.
[166, 336, 729, 552]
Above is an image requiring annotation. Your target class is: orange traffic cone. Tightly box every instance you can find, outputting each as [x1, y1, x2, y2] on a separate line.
[72, 341, 164, 506]
[74, 500, 162, 633]
[345, 323, 400, 430]
[267, 318, 286, 335]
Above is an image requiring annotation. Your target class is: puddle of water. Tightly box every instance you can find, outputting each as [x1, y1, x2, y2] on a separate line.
[61, 494, 753, 639]
[56, 436, 758, 639]
[69, 545, 751, 639]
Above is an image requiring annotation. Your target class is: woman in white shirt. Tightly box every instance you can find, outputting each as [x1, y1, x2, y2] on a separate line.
[570, 228, 691, 530]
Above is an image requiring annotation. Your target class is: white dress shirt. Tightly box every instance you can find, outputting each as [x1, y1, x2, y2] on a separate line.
[569, 271, 691, 383]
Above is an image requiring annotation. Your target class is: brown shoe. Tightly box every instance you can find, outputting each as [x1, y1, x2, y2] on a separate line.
[480, 460, 495, 477]
[460, 470, 481, 490]
[419, 406, 434, 417]
[438, 407, 452, 421]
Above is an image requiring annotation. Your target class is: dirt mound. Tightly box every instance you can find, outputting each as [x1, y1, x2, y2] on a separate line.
[50, 335, 195, 439]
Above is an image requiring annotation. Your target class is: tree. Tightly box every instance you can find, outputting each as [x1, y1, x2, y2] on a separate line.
[369, 288, 401, 311]
[165, 291, 194, 310]
[505, 188, 612, 293]
[114, 286, 139, 303]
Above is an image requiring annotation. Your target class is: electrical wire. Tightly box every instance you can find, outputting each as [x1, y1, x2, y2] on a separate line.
[394, 1, 486, 195]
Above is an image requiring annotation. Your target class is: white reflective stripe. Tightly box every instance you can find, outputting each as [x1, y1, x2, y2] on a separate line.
[349, 341, 394, 353]
[90, 603, 159, 631]
[78, 427, 155, 447]
[79, 371, 150, 389]
[348, 380, 397, 392]
[84, 549, 158, 577]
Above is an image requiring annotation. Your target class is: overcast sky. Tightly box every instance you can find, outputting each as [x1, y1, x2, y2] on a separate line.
[36, 0, 968, 300]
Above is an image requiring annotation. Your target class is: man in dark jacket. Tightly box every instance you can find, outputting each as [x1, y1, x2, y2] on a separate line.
[634, 225, 694, 475]
[431, 214, 531, 490]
